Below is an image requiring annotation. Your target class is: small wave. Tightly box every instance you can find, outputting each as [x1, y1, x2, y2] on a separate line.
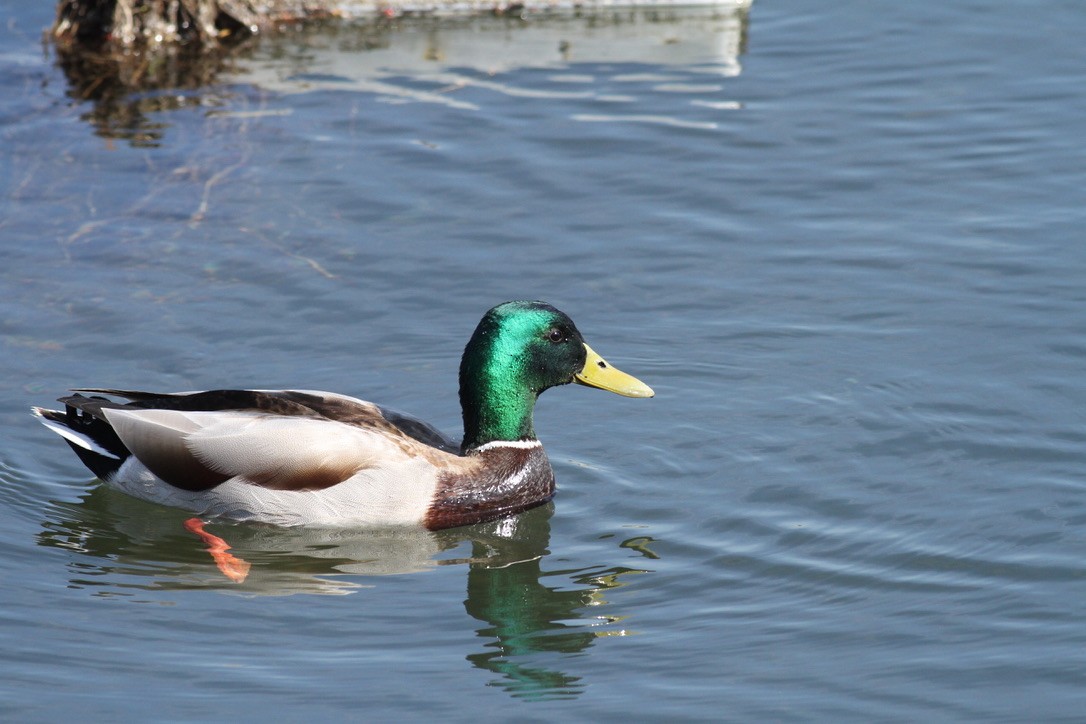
[571, 114, 718, 130]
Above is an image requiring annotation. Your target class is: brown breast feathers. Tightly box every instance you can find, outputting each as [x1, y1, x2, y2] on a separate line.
[425, 444, 555, 530]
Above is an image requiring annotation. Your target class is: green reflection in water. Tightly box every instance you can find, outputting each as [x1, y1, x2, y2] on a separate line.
[462, 511, 651, 700]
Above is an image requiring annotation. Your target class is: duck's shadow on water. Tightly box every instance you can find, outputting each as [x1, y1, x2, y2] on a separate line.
[37, 484, 653, 700]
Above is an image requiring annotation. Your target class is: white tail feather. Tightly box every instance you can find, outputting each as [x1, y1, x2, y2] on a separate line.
[32, 409, 121, 459]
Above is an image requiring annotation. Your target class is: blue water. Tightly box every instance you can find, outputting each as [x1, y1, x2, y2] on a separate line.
[3, 0, 1086, 719]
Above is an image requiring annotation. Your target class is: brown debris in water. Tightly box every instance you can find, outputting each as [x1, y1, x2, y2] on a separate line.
[52, 1, 341, 49]
[48, 1, 333, 142]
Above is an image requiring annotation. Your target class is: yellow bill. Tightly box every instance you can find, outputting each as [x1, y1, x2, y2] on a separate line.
[574, 343, 655, 398]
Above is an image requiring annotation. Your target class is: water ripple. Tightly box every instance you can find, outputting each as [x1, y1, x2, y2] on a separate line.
[571, 113, 718, 130]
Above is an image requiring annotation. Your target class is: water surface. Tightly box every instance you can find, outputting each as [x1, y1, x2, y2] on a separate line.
[2, 0, 1085, 719]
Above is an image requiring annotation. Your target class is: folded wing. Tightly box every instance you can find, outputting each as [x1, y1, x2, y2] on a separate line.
[103, 408, 400, 492]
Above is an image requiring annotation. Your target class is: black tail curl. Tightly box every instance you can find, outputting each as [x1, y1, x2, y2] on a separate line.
[48, 394, 131, 479]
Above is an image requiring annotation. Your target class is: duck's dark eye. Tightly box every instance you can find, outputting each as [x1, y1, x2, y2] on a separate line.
[546, 328, 567, 344]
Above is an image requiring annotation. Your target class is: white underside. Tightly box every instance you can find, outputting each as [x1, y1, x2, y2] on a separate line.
[106, 456, 439, 527]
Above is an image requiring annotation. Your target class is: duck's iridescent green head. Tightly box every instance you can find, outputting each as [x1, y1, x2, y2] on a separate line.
[459, 301, 653, 451]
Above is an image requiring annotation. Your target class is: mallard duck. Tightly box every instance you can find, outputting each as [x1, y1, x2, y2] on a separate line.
[33, 301, 653, 529]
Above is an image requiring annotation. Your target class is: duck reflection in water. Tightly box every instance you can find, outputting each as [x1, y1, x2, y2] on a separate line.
[461, 511, 651, 700]
[38, 485, 653, 699]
